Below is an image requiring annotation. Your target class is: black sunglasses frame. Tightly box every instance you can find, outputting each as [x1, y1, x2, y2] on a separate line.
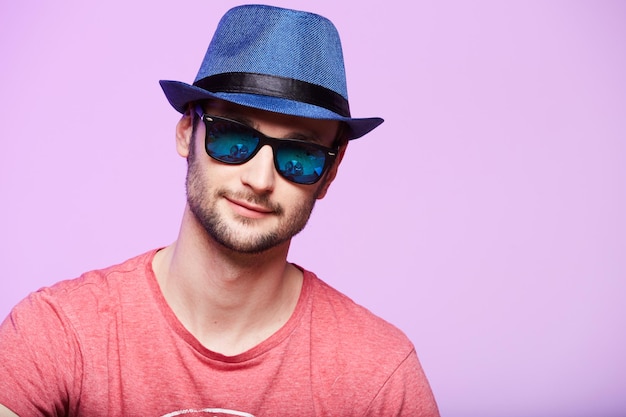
[194, 108, 339, 185]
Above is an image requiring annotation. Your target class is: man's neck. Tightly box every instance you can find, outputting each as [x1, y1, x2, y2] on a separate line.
[152, 207, 303, 356]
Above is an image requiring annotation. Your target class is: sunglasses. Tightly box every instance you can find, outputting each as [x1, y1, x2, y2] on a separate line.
[195, 109, 339, 185]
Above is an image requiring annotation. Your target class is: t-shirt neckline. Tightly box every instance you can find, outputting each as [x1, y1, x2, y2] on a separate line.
[143, 249, 312, 363]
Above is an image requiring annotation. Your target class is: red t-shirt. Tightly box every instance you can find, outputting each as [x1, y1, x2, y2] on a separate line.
[0, 250, 439, 416]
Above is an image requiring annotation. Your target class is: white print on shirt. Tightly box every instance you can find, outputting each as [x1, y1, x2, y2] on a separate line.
[160, 408, 255, 417]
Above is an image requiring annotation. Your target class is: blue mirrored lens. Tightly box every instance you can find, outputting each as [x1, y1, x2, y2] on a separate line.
[205, 122, 259, 163]
[275, 146, 326, 184]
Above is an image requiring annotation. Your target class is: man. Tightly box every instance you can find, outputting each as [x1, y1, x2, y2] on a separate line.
[0, 5, 439, 416]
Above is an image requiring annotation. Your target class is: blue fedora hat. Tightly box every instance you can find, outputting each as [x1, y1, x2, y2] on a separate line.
[159, 5, 383, 140]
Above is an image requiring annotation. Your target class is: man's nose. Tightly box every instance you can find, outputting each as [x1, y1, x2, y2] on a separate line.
[240, 145, 276, 193]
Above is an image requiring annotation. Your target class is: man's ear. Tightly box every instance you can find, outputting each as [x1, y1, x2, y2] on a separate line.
[316, 142, 348, 200]
[176, 106, 195, 158]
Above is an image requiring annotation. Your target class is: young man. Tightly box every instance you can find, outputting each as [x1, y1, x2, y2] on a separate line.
[0, 5, 439, 416]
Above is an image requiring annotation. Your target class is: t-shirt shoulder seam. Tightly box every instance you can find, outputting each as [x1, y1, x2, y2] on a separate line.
[363, 346, 417, 413]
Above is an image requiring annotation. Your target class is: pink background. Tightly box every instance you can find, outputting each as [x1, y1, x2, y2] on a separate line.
[1, 1, 625, 416]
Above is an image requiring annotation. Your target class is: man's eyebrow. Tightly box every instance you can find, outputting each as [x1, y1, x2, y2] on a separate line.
[284, 130, 323, 144]
[221, 112, 254, 127]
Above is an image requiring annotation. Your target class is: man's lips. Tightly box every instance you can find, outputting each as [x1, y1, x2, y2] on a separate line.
[225, 196, 275, 218]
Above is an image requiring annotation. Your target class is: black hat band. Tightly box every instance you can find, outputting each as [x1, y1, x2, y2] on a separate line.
[193, 72, 351, 118]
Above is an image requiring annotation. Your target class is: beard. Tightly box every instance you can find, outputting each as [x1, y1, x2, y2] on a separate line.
[185, 140, 321, 254]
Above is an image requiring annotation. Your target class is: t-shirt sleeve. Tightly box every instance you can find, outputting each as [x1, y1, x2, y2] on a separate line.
[364, 348, 440, 417]
[0, 290, 83, 416]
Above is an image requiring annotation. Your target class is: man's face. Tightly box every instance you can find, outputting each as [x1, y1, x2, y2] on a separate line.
[182, 100, 343, 254]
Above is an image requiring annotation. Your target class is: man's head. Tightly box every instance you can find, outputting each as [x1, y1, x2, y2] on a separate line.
[161, 5, 383, 254]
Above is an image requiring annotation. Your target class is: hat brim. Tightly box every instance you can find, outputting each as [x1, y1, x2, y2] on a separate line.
[160, 80, 383, 140]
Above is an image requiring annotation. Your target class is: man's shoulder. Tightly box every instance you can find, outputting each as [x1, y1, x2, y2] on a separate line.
[18, 249, 158, 320]
[47, 249, 154, 293]
[301, 270, 425, 406]
[304, 270, 414, 356]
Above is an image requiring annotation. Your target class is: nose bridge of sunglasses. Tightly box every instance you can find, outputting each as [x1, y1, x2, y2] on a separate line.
[253, 142, 276, 164]
[238, 143, 280, 188]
